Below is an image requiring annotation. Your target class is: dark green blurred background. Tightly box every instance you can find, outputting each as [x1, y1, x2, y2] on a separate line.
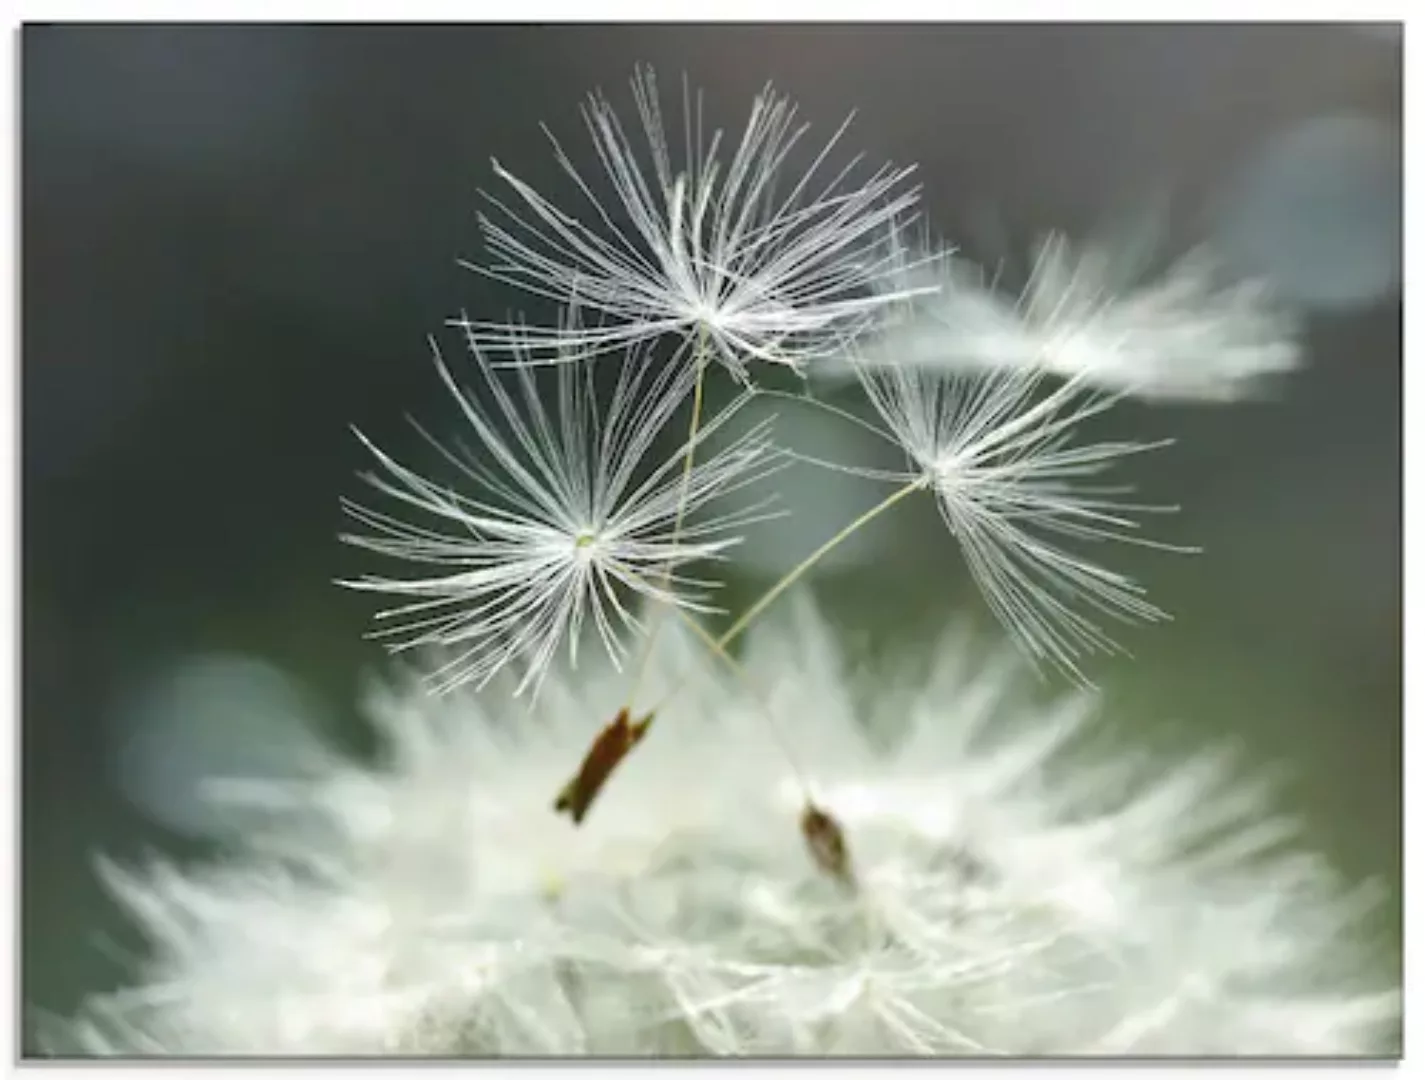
[21, 23, 1401, 1050]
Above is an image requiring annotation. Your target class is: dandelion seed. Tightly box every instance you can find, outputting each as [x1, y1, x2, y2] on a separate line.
[553, 706, 656, 826]
[800, 802, 856, 889]
[58, 598, 1398, 1056]
[847, 356, 1192, 683]
[338, 331, 782, 698]
[849, 227, 1301, 402]
[458, 65, 928, 381]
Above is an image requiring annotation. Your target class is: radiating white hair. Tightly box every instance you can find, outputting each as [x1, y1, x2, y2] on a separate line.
[339, 331, 781, 697]
[56, 598, 1398, 1057]
[458, 65, 929, 381]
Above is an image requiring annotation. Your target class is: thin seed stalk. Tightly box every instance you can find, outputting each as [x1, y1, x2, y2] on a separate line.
[714, 477, 927, 652]
[647, 475, 927, 715]
[554, 329, 712, 828]
[622, 328, 710, 710]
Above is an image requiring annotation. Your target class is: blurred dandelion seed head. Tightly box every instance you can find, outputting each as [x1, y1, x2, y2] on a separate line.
[62, 599, 1398, 1057]
[836, 223, 1303, 403]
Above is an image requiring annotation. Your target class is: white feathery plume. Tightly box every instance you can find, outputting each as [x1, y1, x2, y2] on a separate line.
[55, 598, 1398, 1056]
[338, 333, 781, 697]
[459, 65, 928, 381]
[839, 353, 1190, 683]
[845, 228, 1301, 402]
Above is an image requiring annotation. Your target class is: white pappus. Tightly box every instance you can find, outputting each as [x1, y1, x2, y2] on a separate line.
[845, 228, 1302, 403]
[458, 64, 930, 381]
[840, 353, 1193, 685]
[55, 599, 1398, 1057]
[338, 330, 782, 698]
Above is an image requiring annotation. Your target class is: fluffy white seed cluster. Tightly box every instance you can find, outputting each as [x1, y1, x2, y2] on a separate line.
[60, 600, 1397, 1057]
[341, 67, 1309, 694]
[849, 231, 1302, 402]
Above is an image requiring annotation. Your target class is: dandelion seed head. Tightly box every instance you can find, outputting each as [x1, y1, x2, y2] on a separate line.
[851, 352, 1187, 683]
[461, 66, 929, 378]
[60, 598, 1398, 1057]
[338, 332, 782, 698]
[842, 224, 1301, 403]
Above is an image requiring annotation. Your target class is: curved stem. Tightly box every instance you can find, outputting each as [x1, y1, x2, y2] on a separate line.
[623, 333, 708, 709]
[645, 475, 926, 719]
[715, 477, 926, 653]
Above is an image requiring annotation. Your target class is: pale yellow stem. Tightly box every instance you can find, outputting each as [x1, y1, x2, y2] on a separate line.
[649, 476, 927, 715]
[714, 477, 926, 653]
[623, 333, 708, 710]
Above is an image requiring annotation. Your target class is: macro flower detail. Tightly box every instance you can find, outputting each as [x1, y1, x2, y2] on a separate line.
[850, 230, 1302, 402]
[459, 65, 928, 380]
[57, 600, 1398, 1057]
[29, 40, 1398, 1068]
[818, 354, 1189, 683]
[338, 334, 780, 697]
